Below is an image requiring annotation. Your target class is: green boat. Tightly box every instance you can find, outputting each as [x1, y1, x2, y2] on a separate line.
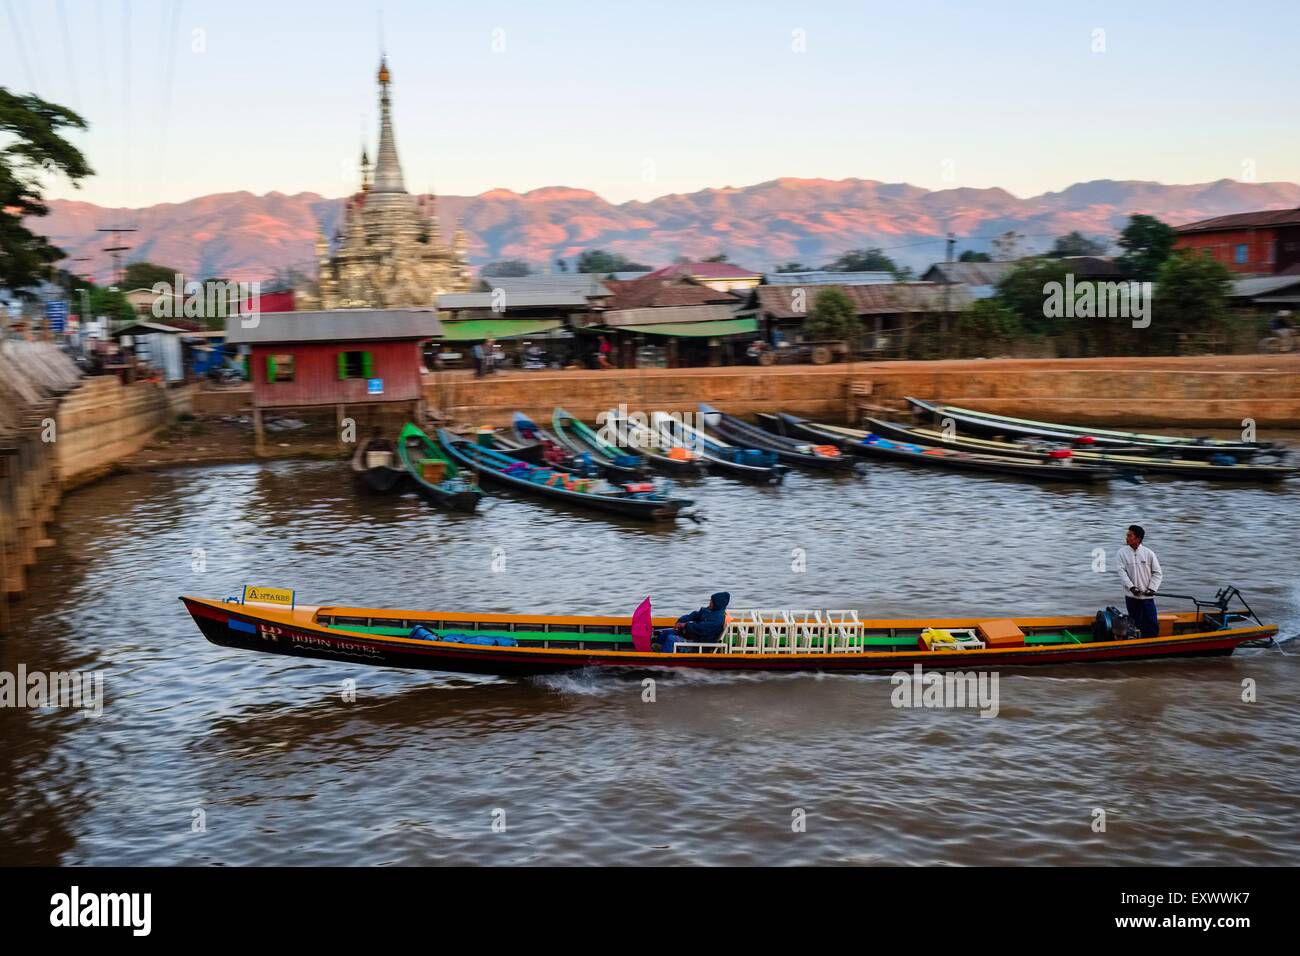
[397, 423, 484, 513]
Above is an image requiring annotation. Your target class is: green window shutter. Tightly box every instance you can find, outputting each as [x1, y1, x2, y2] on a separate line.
[362, 351, 373, 378]
[337, 352, 347, 380]
[266, 356, 277, 383]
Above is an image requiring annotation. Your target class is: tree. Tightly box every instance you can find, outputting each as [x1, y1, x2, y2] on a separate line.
[123, 261, 182, 289]
[555, 258, 568, 273]
[703, 252, 729, 262]
[995, 258, 1074, 335]
[822, 248, 897, 273]
[958, 250, 992, 262]
[1116, 214, 1177, 280]
[1047, 231, 1108, 258]
[88, 285, 133, 323]
[0, 88, 92, 293]
[950, 299, 1022, 357]
[1153, 251, 1233, 334]
[803, 287, 860, 341]
[773, 262, 812, 273]
[991, 230, 1023, 261]
[575, 249, 652, 274]
[480, 259, 532, 277]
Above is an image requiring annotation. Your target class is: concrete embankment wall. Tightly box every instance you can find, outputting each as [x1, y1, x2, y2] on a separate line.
[424, 355, 1300, 428]
[1, 348, 183, 623]
[56, 377, 183, 488]
[1, 342, 80, 618]
[849, 355, 1300, 428]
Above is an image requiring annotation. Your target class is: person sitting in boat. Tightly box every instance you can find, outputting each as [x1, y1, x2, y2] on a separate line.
[652, 592, 730, 652]
[1117, 524, 1163, 639]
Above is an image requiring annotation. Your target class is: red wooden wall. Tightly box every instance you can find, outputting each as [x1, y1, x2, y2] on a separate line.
[249, 340, 424, 407]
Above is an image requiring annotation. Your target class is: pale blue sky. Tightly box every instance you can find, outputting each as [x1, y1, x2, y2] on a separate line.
[3, 0, 1297, 208]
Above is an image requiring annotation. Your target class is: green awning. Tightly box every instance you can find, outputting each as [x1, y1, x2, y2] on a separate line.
[436, 319, 565, 341]
[616, 318, 758, 338]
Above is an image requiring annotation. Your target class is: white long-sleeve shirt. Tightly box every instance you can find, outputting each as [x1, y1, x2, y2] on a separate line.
[1117, 544, 1163, 599]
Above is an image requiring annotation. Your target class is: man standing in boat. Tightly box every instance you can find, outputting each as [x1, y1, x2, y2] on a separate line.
[651, 592, 730, 652]
[1118, 525, 1163, 638]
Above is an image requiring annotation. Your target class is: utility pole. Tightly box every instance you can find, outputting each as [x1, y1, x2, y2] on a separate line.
[943, 231, 956, 354]
[97, 226, 138, 288]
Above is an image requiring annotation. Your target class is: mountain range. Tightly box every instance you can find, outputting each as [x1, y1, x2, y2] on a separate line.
[34, 177, 1300, 284]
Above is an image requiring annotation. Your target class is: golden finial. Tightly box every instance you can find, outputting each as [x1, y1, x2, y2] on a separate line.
[377, 57, 390, 85]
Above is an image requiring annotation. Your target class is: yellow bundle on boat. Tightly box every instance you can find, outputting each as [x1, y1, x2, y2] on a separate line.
[919, 627, 958, 650]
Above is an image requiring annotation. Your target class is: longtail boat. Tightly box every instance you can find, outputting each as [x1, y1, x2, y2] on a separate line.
[647, 411, 788, 484]
[699, 403, 860, 473]
[761, 413, 1116, 483]
[181, 586, 1277, 676]
[395, 423, 484, 512]
[551, 407, 660, 479]
[865, 417, 1296, 482]
[437, 428, 694, 521]
[512, 411, 635, 479]
[907, 397, 1276, 461]
[350, 436, 406, 493]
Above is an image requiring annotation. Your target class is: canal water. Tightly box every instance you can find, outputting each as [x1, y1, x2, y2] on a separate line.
[2, 457, 1298, 865]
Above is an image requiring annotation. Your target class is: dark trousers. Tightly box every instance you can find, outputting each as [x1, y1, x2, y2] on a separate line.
[1125, 596, 1159, 638]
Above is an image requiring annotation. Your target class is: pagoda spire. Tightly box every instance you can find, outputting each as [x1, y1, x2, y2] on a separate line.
[371, 57, 405, 193]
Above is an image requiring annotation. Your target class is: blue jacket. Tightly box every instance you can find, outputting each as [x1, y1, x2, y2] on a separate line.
[677, 592, 731, 642]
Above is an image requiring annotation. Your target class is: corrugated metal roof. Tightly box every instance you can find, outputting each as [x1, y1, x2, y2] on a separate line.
[753, 283, 970, 319]
[648, 261, 762, 281]
[478, 273, 612, 297]
[1229, 276, 1300, 298]
[921, 261, 1017, 286]
[224, 309, 442, 344]
[436, 291, 591, 309]
[602, 303, 741, 328]
[1176, 207, 1300, 233]
[764, 271, 895, 286]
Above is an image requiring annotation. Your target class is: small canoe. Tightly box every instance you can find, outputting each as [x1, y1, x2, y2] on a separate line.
[396, 423, 484, 512]
[350, 436, 406, 493]
[865, 418, 1296, 482]
[700, 404, 860, 473]
[436, 428, 694, 522]
[181, 592, 1277, 676]
[649, 411, 788, 484]
[907, 397, 1276, 461]
[762, 413, 1116, 483]
[551, 408, 657, 479]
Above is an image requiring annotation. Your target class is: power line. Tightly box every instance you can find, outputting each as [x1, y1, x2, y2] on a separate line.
[3, 0, 39, 93]
[55, 0, 79, 110]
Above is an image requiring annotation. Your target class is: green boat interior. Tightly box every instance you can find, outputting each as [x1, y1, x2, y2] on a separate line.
[315, 611, 1249, 653]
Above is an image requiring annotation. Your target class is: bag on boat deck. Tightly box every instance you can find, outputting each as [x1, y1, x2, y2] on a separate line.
[407, 625, 518, 647]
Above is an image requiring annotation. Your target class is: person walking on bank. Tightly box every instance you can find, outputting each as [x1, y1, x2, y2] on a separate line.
[1117, 524, 1163, 638]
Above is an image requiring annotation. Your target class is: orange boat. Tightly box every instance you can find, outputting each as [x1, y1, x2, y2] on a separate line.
[181, 587, 1277, 677]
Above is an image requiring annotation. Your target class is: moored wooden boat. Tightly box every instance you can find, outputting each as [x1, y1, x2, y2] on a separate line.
[551, 407, 657, 479]
[700, 403, 860, 473]
[907, 397, 1276, 461]
[437, 428, 694, 521]
[648, 411, 788, 484]
[181, 590, 1277, 676]
[512, 411, 629, 479]
[396, 423, 484, 512]
[763, 413, 1116, 482]
[865, 417, 1296, 482]
[350, 436, 407, 493]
